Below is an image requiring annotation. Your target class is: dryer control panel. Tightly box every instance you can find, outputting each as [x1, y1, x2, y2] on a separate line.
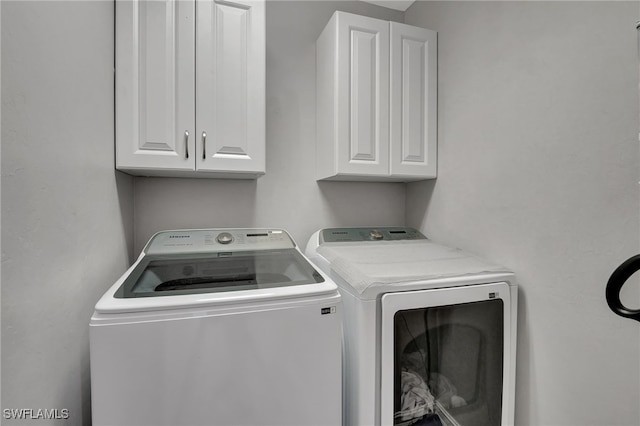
[144, 229, 295, 255]
[320, 227, 426, 243]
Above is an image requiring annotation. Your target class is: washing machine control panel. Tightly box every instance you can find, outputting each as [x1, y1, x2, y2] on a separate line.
[320, 227, 426, 243]
[144, 229, 295, 255]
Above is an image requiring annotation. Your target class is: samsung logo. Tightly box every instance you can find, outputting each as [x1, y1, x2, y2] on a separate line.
[169, 235, 190, 239]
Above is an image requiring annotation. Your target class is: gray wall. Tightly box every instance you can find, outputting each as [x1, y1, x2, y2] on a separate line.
[404, 1, 640, 425]
[1, 2, 133, 424]
[132, 1, 407, 253]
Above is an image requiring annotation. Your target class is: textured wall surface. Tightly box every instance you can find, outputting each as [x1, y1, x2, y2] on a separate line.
[405, 2, 640, 425]
[1, 2, 133, 424]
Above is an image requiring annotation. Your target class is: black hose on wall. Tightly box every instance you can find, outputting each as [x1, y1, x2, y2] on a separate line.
[606, 255, 640, 323]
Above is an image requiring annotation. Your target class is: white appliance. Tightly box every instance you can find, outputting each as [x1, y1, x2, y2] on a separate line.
[90, 228, 342, 426]
[305, 227, 517, 426]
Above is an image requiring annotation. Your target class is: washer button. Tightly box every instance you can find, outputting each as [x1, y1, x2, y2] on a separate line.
[216, 232, 234, 244]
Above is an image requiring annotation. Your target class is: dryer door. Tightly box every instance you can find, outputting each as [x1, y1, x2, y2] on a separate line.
[381, 282, 514, 426]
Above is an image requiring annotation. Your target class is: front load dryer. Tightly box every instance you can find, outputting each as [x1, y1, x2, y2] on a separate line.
[90, 228, 342, 426]
[305, 227, 517, 426]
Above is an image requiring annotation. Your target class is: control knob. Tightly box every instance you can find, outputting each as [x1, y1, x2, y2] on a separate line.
[216, 232, 234, 244]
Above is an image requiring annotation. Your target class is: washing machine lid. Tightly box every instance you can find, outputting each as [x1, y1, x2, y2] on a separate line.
[116, 229, 324, 299]
[115, 248, 325, 299]
[95, 229, 338, 313]
[316, 227, 511, 299]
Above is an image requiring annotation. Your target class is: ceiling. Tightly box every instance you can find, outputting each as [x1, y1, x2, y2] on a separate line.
[360, 0, 416, 12]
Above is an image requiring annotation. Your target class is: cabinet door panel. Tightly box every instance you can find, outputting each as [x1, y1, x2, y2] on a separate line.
[196, 0, 265, 175]
[116, 0, 195, 171]
[350, 30, 378, 162]
[337, 13, 389, 176]
[390, 22, 437, 179]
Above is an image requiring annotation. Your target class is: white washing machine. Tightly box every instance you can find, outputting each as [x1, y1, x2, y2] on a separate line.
[305, 227, 517, 426]
[90, 228, 342, 426]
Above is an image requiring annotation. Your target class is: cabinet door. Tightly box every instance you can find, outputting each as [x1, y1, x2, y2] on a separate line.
[196, 0, 265, 175]
[336, 13, 390, 177]
[116, 0, 196, 172]
[389, 22, 437, 179]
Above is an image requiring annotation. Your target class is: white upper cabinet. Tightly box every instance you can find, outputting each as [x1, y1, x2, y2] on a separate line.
[196, 0, 265, 174]
[116, 0, 265, 178]
[389, 22, 437, 179]
[116, 0, 195, 172]
[317, 12, 390, 179]
[316, 11, 437, 182]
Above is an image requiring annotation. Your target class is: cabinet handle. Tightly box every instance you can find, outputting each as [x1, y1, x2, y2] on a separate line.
[202, 131, 207, 160]
[184, 131, 189, 159]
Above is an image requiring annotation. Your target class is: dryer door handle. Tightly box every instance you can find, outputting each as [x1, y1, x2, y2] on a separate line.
[606, 254, 640, 323]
